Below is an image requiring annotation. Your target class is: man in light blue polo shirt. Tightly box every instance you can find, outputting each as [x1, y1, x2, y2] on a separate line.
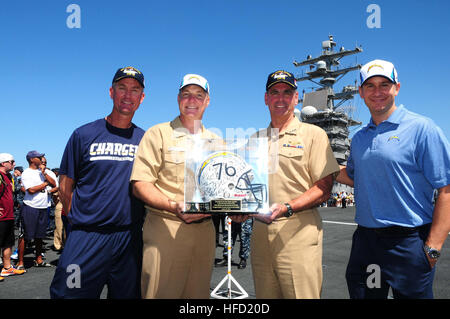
[337, 59, 450, 299]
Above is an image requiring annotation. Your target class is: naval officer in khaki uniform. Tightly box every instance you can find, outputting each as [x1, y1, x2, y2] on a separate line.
[251, 70, 340, 298]
[130, 74, 218, 298]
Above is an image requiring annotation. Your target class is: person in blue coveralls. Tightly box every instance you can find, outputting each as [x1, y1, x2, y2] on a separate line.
[337, 59, 450, 299]
[50, 67, 146, 299]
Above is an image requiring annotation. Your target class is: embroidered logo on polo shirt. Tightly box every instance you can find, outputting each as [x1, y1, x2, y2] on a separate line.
[388, 136, 400, 142]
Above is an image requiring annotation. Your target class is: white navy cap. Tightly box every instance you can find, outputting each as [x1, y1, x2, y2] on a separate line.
[360, 59, 398, 85]
[179, 74, 209, 93]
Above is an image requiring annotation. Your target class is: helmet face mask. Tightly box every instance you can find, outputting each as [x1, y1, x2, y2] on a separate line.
[196, 151, 267, 211]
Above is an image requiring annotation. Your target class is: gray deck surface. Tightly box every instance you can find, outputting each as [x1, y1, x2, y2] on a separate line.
[1, 206, 449, 300]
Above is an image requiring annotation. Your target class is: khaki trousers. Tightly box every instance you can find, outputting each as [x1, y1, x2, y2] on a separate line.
[53, 202, 65, 250]
[141, 212, 215, 299]
[251, 210, 323, 299]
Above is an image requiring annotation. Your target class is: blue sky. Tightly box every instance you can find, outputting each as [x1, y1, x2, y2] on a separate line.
[2, 0, 449, 169]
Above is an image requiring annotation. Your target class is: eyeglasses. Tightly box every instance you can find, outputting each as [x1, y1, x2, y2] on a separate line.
[2, 160, 15, 165]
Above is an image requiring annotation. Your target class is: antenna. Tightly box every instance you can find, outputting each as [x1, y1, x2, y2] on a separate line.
[292, 35, 363, 166]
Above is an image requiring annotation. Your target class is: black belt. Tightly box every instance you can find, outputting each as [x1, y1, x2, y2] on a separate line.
[358, 224, 430, 237]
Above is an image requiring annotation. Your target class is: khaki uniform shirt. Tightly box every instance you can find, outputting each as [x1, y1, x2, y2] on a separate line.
[257, 116, 339, 213]
[130, 116, 218, 217]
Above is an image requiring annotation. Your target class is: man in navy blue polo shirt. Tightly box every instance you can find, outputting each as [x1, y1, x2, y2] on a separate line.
[337, 59, 450, 298]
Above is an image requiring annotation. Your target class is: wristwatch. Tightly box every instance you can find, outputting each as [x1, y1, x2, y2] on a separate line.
[284, 203, 294, 218]
[423, 245, 441, 260]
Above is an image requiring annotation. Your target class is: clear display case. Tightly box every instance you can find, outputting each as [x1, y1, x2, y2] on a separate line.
[184, 137, 269, 215]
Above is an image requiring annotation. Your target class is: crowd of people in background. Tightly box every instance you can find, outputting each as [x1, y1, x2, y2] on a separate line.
[324, 192, 355, 208]
[0, 151, 68, 282]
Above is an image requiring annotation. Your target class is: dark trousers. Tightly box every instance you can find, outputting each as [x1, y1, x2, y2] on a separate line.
[346, 224, 435, 299]
[212, 215, 225, 244]
[50, 227, 142, 299]
[222, 218, 253, 260]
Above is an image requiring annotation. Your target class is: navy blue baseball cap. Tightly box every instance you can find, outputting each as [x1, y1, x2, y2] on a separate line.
[26, 150, 45, 162]
[266, 70, 297, 91]
[112, 66, 145, 88]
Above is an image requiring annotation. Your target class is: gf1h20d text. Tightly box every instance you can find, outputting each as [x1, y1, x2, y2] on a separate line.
[178, 303, 270, 317]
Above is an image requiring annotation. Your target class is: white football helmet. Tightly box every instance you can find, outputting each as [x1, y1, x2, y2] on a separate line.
[196, 151, 267, 210]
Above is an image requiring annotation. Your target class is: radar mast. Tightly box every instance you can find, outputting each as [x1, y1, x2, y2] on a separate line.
[293, 35, 363, 166]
